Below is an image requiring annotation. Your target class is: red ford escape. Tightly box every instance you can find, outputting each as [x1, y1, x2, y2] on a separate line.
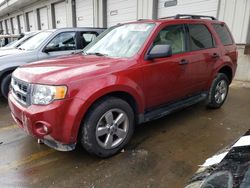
[9, 15, 237, 157]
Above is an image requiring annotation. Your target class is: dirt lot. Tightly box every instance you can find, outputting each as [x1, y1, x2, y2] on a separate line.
[0, 81, 249, 188]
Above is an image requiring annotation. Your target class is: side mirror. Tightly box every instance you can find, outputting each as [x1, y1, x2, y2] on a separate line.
[146, 44, 172, 60]
[43, 46, 56, 53]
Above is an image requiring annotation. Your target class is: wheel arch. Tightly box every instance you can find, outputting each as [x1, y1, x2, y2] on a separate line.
[218, 65, 233, 83]
[0, 67, 17, 96]
[0, 67, 17, 82]
[80, 87, 145, 120]
[72, 86, 145, 143]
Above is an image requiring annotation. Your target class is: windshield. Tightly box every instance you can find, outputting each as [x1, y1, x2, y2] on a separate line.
[84, 23, 155, 58]
[3, 40, 16, 47]
[9, 33, 37, 48]
[3, 35, 27, 48]
[18, 31, 52, 51]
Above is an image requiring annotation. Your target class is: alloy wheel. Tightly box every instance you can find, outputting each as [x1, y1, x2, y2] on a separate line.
[95, 109, 129, 149]
[215, 80, 228, 104]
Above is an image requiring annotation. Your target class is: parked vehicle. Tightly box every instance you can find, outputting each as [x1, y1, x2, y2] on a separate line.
[0, 31, 39, 51]
[9, 15, 237, 157]
[0, 34, 20, 47]
[0, 27, 105, 98]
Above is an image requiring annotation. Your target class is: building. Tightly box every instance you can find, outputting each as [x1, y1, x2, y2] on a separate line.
[0, 0, 249, 81]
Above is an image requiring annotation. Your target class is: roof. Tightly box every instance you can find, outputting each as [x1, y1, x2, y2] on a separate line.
[132, 14, 223, 25]
[0, 34, 20, 38]
[42, 27, 106, 34]
[48, 27, 106, 31]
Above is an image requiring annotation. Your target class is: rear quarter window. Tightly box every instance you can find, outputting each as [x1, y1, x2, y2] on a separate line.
[188, 24, 214, 51]
[212, 23, 233, 45]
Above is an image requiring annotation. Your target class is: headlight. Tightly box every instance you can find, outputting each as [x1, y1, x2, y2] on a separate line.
[31, 84, 67, 105]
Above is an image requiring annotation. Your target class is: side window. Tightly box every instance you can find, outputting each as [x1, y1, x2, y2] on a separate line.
[212, 23, 233, 45]
[46, 32, 76, 52]
[83, 33, 97, 43]
[188, 24, 214, 51]
[79, 32, 97, 48]
[153, 24, 186, 54]
[0, 38, 3, 47]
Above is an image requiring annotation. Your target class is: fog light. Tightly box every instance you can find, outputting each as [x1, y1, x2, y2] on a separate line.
[34, 121, 52, 138]
[43, 125, 48, 133]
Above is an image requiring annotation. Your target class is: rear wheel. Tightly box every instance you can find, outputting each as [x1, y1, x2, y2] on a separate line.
[207, 73, 229, 108]
[1, 74, 12, 99]
[80, 97, 134, 158]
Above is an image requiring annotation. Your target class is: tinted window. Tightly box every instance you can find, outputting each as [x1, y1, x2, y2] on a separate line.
[153, 24, 186, 54]
[188, 24, 214, 51]
[83, 33, 97, 43]
[79, 32, 97, 48]
[46, 32, 76, 52]
[212, 23, 233, 45]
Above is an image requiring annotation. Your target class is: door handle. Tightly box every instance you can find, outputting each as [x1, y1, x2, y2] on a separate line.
[211, 53, 220, 58]
[179, 59, 189, 65]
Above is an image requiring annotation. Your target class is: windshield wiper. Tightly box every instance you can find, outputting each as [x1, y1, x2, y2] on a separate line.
[72, 50, 83, 55]
[85, 52, 107, 57]
[18, 47, 25, 50]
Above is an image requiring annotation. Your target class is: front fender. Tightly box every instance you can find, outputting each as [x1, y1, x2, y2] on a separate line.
[69, 74, 145, 137]
[0, 50, 38, 72]
[73, 74, 145, 114]
[0, 62, 27, 72]
[0, 62, 28, 83]
[0, 66, 19, 82]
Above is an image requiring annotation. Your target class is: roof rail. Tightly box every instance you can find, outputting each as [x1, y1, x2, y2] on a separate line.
[137, 19, 152, 21]
[159, 16, 176, 19]
[174, 14, 217, 20]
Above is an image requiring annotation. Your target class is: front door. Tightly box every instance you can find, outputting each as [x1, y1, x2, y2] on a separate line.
[38, 31, 77, 60]
[142, 24, 193, 109]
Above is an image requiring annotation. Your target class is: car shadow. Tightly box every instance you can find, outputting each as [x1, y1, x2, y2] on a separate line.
[70, 100, 207, 159]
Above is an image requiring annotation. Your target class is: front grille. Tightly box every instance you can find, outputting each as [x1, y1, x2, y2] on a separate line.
[11, 77, 31, 106]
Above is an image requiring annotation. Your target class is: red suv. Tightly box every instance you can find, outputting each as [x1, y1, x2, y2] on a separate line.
[9, 15, 237, 157]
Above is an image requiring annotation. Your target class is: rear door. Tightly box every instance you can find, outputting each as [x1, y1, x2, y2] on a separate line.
[184, 23, 218, 94]
[212, 23, 237, 65]
[38, 31, 77, 60]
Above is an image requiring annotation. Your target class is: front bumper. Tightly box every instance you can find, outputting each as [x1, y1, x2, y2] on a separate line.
[8, 91, 86, 151]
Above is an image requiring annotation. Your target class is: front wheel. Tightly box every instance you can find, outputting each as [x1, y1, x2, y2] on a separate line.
[80, 97, 134, 158]
[1, 74, 12, 99]
[207, 73, 229, 109]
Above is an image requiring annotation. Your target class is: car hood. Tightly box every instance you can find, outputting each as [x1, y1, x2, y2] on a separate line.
[13, 54, 134, 85]
[0, 47, 15, 51]
[0, 48, 27, 57]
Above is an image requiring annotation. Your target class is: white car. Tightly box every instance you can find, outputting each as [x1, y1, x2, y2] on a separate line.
[0, 31, 39, 50]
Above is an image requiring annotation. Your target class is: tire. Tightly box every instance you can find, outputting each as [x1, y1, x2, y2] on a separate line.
[80, 97, 135, 158]
[1, 74, 12, 99]
[207, 73, 229, 109]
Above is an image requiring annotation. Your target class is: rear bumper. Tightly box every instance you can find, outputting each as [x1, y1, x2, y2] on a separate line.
[8, 91, 86, 151]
